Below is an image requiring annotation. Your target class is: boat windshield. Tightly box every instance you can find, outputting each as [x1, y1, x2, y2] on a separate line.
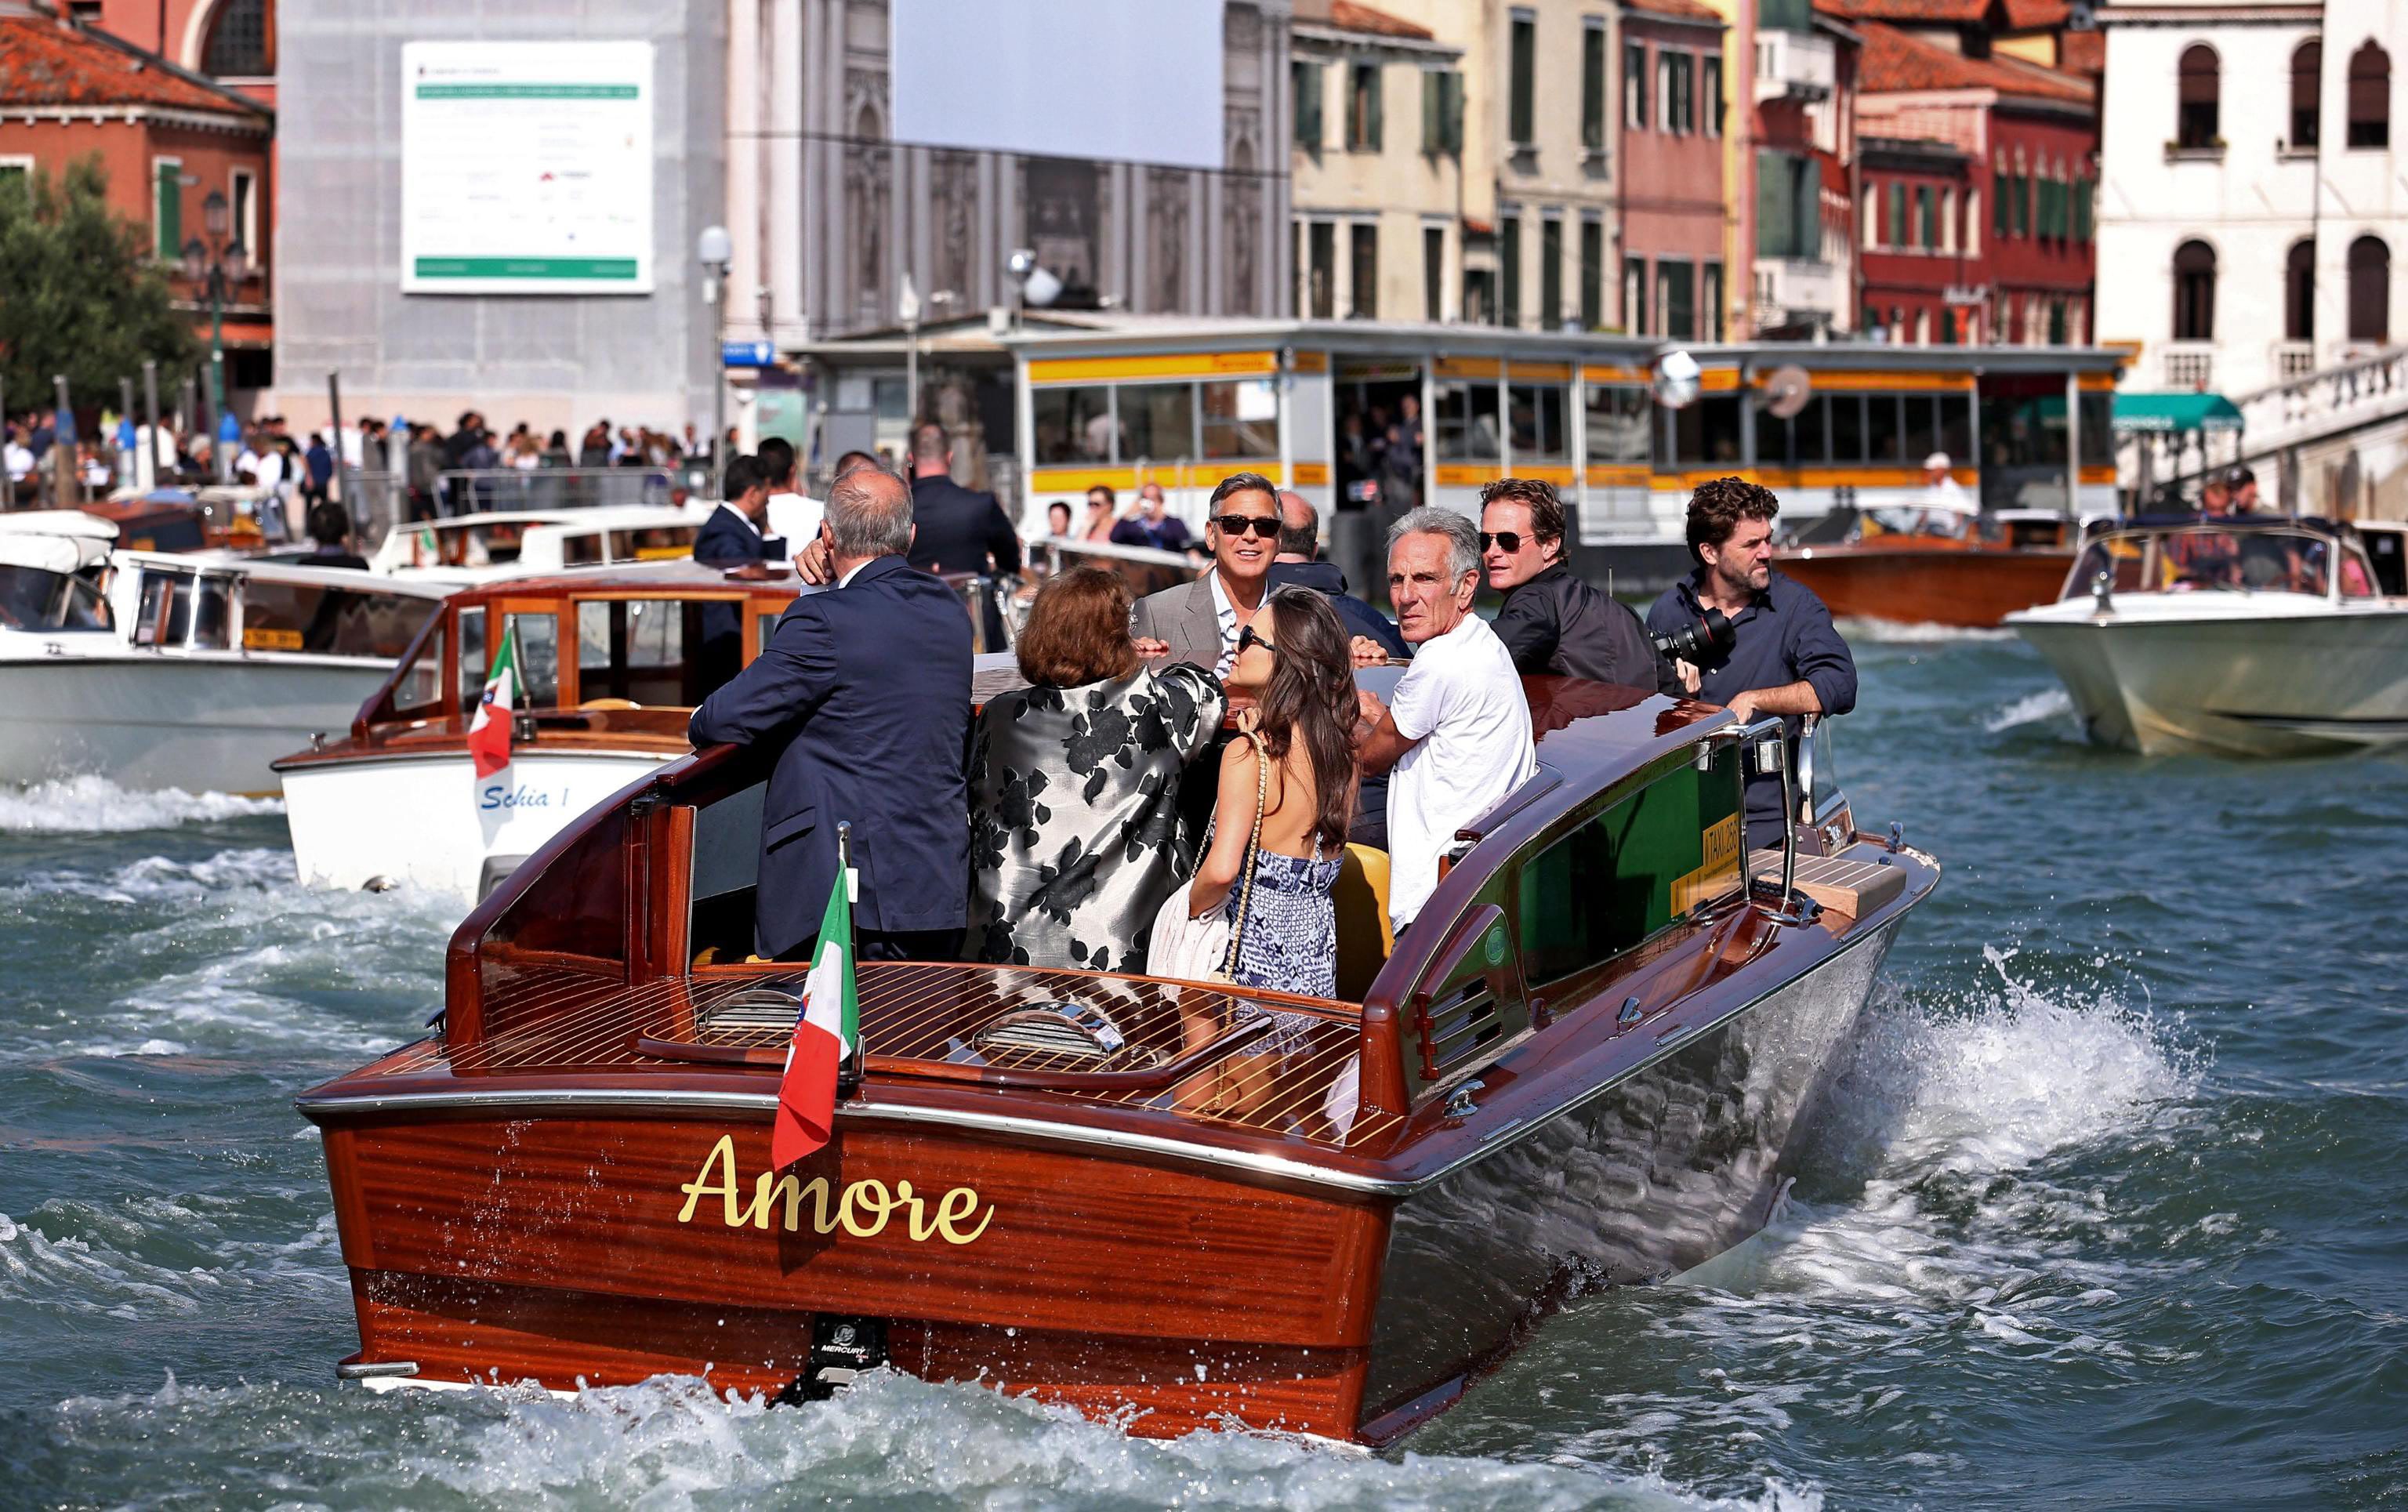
[2065, 526, 2367, 600]
[0, 564, 110, 632]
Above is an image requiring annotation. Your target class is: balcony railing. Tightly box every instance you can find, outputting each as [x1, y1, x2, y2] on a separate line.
[2163, 343, 2214, 392]
[1755, 30, 1835, 103]
[2272, 341, 2317, 383]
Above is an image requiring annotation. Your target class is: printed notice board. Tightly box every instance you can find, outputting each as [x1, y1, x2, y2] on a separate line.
[400, 41, 655, 295]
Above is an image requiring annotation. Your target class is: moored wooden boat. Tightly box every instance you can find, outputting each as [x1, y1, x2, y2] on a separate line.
[299, 671, 1938, 1442]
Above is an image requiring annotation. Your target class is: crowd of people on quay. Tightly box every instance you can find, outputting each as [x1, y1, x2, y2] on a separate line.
[685, 430, 1855, 1001]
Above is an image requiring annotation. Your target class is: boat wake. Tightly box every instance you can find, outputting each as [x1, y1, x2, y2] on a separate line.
[1836, 618, 2016, 646]
[17, 1368, 1824, 1511]
[0, 775, 284, 834]
[1983, 687, 2073, 733]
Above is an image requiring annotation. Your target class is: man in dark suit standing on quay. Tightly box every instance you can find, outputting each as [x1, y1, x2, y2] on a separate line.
[904, 422, 1020, 647]
[690, 468, 972, 963]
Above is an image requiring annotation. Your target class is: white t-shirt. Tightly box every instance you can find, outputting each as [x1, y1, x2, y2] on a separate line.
[764, 491, 823, 548]
[1384, 612, 1536, 930]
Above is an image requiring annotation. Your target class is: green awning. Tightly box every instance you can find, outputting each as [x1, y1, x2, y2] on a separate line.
[2109, 391, 2244, 434]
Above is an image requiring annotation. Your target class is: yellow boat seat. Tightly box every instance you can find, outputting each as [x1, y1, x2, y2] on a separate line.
[1333, 843, 1394, 1003]
[579, 698, 642, 710]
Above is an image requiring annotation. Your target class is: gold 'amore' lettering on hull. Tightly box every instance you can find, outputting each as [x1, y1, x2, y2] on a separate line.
[673, 1134, 995, 1244]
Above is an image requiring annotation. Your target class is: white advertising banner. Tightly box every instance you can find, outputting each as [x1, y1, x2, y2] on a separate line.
[400, 40, 655, 295]
[888, 0, 1224, 172]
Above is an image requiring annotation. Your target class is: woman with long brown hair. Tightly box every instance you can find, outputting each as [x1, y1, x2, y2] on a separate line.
[1186, 587, 1358, 998]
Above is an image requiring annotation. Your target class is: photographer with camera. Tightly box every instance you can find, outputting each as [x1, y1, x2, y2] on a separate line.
[1647, 477, 1856, 850]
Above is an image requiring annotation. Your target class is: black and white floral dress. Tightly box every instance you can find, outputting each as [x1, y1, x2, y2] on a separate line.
[964, 662, 1225, 974]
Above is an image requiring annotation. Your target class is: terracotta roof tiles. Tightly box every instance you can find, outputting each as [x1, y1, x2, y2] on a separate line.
[1621, 0, 1726, 24]
[1324, 1, 1435, 42]
[1815, 0, 1991, 24]
[0, 13, 265, 117]
[1855, 20, 2094, 104]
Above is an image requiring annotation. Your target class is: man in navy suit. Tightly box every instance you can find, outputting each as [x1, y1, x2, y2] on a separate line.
[904, 423, 1020, 647]
[692, 455, 788, 567]
[689, 467, 972, 963]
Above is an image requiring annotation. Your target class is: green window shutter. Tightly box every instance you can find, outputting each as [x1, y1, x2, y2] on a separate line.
[1583, 27, 1606, 150]
[1510, 16, 1536, 143]
[1295, 62, 1322, 150]
[154, 162, 180, 260]
[1993, 176, 2009, 236]
[1794, 158, 1820, 259]
[1445, 72, 1463, 154]
[1344, 64, 1360, 148]
[1366, 66, 1383, 150]
[1757, 150, 1792, 258]
[1888, 183, 1906, 248]
[1423, 70, 1442, 153]
[2076, 176, 2093, 241]
[1921, 186, 1938, 247]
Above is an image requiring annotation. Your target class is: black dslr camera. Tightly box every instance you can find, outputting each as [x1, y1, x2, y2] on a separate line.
[1651, 606, 1735, 663]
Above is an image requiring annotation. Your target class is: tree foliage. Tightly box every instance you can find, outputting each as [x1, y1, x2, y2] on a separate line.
[0, 154, 199, 414]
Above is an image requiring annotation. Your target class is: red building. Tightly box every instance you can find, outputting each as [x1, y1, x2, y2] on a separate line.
[0, 1, 273, 397]
[1837, 13, 2096, 346]
[1616, 0, 1730, 339]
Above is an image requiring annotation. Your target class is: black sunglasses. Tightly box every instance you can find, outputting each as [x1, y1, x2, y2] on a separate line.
[1213, 513, 1282, 539]
[1236, 623, 1278, 656]
[1479, 531, 1526, 553]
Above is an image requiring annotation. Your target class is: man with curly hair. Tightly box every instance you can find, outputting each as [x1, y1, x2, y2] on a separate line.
[1648, 477, 1856, 849]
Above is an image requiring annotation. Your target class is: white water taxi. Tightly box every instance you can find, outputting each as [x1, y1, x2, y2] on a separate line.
[2006, 517, 2408, 756]
[0, 515, 448, 794]
[366, 506, 702, 585]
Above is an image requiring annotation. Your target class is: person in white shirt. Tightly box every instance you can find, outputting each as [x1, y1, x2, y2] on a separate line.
[756, 437, 822, 546]
[1355, 506, 1538, 931]
[3, 432, 33, 490]
[1877, 451, 1975, 538]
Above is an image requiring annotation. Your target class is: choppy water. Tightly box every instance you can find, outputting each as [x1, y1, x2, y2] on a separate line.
[4, 636, 2405, 1510]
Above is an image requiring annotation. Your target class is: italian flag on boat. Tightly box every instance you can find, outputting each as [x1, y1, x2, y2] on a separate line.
[466, 629, 519, 778]
[772, 868, 858, 1169]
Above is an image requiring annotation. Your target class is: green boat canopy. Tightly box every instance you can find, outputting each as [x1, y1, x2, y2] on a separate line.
[2108, 391, 2244, 434]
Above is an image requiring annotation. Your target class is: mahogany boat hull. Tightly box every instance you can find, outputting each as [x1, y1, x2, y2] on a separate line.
[1778, 544, 2072, 629]
[301, 911, 1908, 1444]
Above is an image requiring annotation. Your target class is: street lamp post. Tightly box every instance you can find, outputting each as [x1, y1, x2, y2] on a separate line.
[697, 225, 734, 502]
[181, 190, 249, 484]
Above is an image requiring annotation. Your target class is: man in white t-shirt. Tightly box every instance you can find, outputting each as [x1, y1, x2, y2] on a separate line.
[756, 436, 823, 545]
[1356, 506, 1537, 932]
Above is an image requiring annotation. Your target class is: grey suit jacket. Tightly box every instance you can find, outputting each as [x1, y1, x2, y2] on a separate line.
[1130, 574, 1225, 670]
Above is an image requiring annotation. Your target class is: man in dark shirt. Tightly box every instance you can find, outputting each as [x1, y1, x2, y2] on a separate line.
[903, 423, 1021, 578]
[1647, 477, 1856, 850]
[1481, 477, 1674, 694]
[1270, 491, 1405, 660]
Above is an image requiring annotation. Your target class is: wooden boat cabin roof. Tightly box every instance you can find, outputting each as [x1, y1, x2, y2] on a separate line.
[302, 656, 1939, 1197]
[279, 562, 813, 767]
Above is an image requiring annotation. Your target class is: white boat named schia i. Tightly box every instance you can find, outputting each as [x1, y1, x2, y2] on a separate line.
[273, 561, 807, 900]
[0, 514, 447, 795]
[2006, 516, 2408, 756]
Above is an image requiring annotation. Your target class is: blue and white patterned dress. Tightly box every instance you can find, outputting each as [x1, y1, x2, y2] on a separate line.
[1222, 839, 1341, 999]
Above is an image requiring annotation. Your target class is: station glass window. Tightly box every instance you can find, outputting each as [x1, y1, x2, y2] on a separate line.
[1828, 393, 1865, 461]
[1941, 393, 1974, 464]
[1790, 391, 1829, 464]
[1116, 383, 1195, 463]
[1668, 393, 1743, 466]
[1904, 394, 1942, 462]
[1032, 386, 1114, 464]
[1583, 385, 1650, 466]
[1434, 379, 1501, 461]
[1517, 751, 1743, 985]
[1200, 379, 1278, 460]
[2079, 392, 2112, 466]
[1508, 383, 1568, 463]
[1865, 393, 1905, 463]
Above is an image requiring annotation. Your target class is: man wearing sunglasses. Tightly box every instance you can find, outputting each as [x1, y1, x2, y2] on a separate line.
[1481, 478, 1674, 694]
[1131, 471, 1282, 676]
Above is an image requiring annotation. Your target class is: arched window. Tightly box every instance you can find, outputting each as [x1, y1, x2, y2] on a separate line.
[2173, 239, 2216, 339]
[2287, 238, 2317, 342]
[2292, 42, 2322, 148]
[2348, 234, 2389, 343]
[2178, 45, 2220, 148]
[201, 0, 270, 78]
[2348, 42, 2390, 148]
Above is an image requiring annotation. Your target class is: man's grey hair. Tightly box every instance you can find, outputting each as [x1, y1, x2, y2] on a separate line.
[1387, 506, 1481, 583]
[826, 467, 913, 557]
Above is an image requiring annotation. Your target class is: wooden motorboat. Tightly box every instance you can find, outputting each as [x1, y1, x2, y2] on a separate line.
[2007, 516, 2408, 756]
[273, 562, 808, 901]
[0, 521, 447, 794]
[298, 673, 1938, 1442]
[1779, 509, 2089, 629]
[365, 506, 703, 584]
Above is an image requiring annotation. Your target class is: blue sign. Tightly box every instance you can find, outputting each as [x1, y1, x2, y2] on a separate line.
[721, 339, 776, 369]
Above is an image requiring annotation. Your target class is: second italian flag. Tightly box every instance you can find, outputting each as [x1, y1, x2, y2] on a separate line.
[771, 866, 858, 1169]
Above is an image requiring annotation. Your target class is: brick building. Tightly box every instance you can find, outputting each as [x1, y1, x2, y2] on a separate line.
[0, 2, 273, 396]
[1616, 0, 1728, 339]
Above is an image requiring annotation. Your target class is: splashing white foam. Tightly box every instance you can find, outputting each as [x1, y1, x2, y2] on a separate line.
[1837, 618, 2015, 646]
[1983, 687, 2073, 733]
[0, 774, 283, 833]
